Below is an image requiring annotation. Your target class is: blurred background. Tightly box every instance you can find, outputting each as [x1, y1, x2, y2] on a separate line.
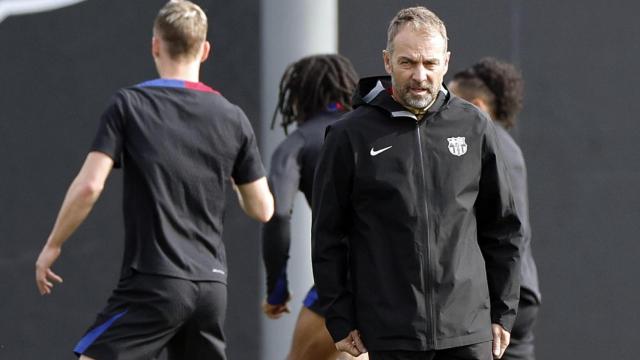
[1, 0, 638, 359]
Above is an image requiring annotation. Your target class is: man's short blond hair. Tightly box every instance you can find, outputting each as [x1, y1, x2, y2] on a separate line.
[154, 0, 208, 60]
[386, 7, 448, 53]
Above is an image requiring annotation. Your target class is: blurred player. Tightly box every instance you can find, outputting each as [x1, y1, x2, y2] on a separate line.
[449, 57, 541, 360]
[261, 54, 366, 360]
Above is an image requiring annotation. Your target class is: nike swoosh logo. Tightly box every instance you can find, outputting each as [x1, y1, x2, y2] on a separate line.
[370, 146, 392, 156]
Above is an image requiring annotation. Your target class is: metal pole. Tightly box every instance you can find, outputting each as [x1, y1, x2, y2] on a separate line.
[260, 0, 337, 358]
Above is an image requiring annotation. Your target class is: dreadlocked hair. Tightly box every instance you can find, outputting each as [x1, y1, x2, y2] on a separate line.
[272, 54, 358, 135]
[452, 57, 524, 128]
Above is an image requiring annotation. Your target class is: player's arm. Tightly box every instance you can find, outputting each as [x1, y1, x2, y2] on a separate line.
[233, 176, 274, 223]
[35, 151, 114, 295]
[261, 135, 304, 318]
[476, 121, 523, 358]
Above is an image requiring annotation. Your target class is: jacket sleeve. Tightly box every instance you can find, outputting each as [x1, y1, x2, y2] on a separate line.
[476, 120, 523, 332]
[261, 133, 304, 305]
[311, 125, 355, 342]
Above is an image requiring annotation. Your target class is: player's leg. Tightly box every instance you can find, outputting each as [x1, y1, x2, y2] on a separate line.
[287, 308, 370, 360]
[289, 286, 369, 360]
[287, 306, 338, 360]
[288, 306, 371, 360]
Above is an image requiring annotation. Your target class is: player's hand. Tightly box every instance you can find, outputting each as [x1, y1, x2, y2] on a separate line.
[262, 298, 291, 319]
[491, 323, 511, 359]
[35, 244, 63, 295]
[335, 329, 367, 357]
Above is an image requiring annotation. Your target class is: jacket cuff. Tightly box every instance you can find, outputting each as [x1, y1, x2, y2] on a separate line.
[326, 316, 355, 343]
[491, 310, 517, 332]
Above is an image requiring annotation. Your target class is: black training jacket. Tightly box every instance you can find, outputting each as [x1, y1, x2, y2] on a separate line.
[312, 77, 522, 351]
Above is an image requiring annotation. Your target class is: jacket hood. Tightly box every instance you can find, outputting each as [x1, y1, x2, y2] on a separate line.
[352, 75, 450, 120]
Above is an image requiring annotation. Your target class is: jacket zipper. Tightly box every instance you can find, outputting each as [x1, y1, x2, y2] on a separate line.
[415, 121, 436, 347]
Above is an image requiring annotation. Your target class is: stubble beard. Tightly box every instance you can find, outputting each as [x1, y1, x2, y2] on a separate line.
[392, 77, 438, 110]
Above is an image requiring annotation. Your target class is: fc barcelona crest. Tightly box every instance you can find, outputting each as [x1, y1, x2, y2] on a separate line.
[447, 137, 467, 156]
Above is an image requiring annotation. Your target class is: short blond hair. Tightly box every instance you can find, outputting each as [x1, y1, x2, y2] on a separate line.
[386, 7, 448, 53]
[154, 0, 207, 60]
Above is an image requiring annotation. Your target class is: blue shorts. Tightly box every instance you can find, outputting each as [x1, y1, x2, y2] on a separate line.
[302, 285, 330, 317]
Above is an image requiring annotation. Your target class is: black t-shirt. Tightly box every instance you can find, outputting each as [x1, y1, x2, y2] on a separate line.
[91, 78, 265, 282]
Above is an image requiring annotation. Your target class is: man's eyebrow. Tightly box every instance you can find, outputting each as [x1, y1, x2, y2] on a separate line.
[398, 55, 441, 65]
[398, 55, 417, 61]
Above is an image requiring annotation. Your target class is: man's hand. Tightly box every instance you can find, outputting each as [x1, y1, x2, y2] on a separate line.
[335, 329, 367, 357]
[262, 298, 291, 319]
[491, 323, 511, 359]
[35, 244, 63, 295]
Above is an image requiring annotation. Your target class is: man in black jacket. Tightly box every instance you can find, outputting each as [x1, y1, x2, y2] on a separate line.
[312, 7, 522, 360]
[449, 58, 541, 360]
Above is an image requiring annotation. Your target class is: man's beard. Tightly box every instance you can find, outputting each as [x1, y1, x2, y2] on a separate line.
[394, 78, 438, 110]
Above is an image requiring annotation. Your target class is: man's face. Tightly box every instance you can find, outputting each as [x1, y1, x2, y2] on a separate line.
[384, 25, 450, 110]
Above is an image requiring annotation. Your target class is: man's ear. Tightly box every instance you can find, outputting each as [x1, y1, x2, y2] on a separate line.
[442, 51, 451, 75]
[200, 41, 211, 63]
[151, 36, 161, 59]
[383, 50, 392, 75]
